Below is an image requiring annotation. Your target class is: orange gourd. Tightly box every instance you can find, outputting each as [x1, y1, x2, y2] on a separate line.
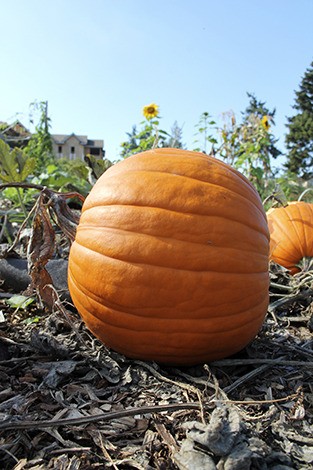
[68, 148, 270, 365]
[267, 201, 313, 274]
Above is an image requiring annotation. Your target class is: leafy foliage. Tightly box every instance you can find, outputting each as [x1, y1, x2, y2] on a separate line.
[0, 139, 35, 184]
[218, 97, 279, 198]
[6, 295, 35, 311]
[242, 92, 281, 161]
[120, 120, 169, 158]
[120, 105, 184, 158]
[0, 139, 36, 219]
[0, 101, 112, 241]
[285, 61, 313, 179]
[193, 112, 218, 153]
[24, 101, 54, 172]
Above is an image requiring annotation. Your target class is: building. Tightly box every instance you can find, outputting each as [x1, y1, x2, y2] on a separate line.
[52, 133, 105, 161]
[0, 120, 31, 148]
[0, 119, 105, 161]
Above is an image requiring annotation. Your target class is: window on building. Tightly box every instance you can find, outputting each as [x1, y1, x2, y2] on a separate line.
[70, 146, 75, 160]
[89, 147, 101, 156]
[58, 146, 62, 153]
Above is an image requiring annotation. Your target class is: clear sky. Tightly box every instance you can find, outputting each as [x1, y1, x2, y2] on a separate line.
[1, 0, 313, 169]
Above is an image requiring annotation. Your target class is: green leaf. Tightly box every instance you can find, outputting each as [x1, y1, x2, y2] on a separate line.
[6, 295, 35, 310]
[0, 139, 35, 183]
[251, 167, 264, 180]
[23, 316, 41, 324]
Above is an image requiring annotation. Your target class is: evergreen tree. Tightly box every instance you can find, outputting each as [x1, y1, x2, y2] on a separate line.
[120, 125, 139, 158]
[163, 121, 184, 148]
[242, 92, 281, 160]
[285, 61, 313, 179]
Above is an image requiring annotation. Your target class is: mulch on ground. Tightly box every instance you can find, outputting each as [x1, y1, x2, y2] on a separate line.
[0, 258, 312, 470]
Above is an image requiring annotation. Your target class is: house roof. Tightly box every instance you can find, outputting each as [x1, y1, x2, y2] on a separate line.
[0, 120, 31, 136]
[0, 120, 31, 146]
[52, 133, 88, 145]
[52, 133, 104, 148]
[87, 139, 104, 148]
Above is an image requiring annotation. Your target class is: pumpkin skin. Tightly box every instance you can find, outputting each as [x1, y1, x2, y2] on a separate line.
[267, 201, 313, 274]
[68, 148, 270, 365]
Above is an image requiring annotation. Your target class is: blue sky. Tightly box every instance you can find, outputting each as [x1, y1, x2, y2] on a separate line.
[1, 0, 313, 169]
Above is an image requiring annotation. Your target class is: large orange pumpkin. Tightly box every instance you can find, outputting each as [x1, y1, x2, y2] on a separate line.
[68, 148, 270, 365]
[267, 201, 313, 274]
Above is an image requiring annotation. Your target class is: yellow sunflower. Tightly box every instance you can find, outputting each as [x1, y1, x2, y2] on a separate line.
[142, 103, 159, 120]
[261, 115, 270, 131]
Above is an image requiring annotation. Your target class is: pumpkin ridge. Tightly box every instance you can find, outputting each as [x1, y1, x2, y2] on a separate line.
[69, 279, 266, 336]
[69, 287, 262, 364]
[300, 203, 313, 256]
[286, 204, 306, 259]
[80, 205, 269, 252]
[104, 168, 264, 217]
[71, 240, 269, 275]
[269, 210, 302, 258]
[268, 239, 300, 263]
[86, 173, 267, 224]
[111, 148, 260, 199]
[68, 266, 268, 322]
[82, 203, 269, 239]
[77, 224, 269, 258]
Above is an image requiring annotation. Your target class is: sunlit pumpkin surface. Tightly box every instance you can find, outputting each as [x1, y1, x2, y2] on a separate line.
[68, 148, 270, 365]
[267, 201, 313, 274]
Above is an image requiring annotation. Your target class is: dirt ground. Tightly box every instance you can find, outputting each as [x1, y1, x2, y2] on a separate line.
[0, 242, 312, 469]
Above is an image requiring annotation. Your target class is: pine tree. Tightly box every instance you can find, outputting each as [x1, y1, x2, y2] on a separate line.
[163, 121, 184, 148]
[285, 61, 313, 179]
[242, 92, 281, 160]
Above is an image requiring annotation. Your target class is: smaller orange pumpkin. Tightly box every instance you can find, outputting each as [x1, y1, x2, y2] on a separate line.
[267, 201, 313, 274]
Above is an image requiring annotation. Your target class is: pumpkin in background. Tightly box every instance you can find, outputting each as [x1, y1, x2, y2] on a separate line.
[267, 201, 313, 274]
[68, 148, 270, 365]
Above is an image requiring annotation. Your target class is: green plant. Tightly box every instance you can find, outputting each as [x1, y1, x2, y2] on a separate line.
[120, 104, 168, 158]
[31, 159, 92, 196]
[0, 139, 36, 218]
[219, 112, 275, 198]
[193, 112, 218, 153]
[24, 100, 54, 172]
[120, 103, 184, 158]
[6, 295, 35, 312]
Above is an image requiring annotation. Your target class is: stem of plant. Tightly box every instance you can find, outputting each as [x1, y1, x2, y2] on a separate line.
[15, 187, 29, 221]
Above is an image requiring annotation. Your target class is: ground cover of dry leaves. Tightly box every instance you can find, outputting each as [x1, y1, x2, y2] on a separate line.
[0, 198, 312, 469]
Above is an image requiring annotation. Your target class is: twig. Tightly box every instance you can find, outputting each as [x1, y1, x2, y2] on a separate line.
[211, 358, 313, 367]
[268, 290, 313, 312]
[0, 403, 204, 431]
[6, 199, 38, 253]
[0, 393, 301, 432]
[0, 182, 45, 191]
[270, 281, 294, 292]
[0, 355, 52, 366]
[298, 188, 313, 201]
[223, 364, 270, 394]
[134, 360, 206, 423]
[49, 285, 87, 346]
[97, 431, 120, 470]
[49, 447, 92, 456]
[0, 213, 8, 242]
